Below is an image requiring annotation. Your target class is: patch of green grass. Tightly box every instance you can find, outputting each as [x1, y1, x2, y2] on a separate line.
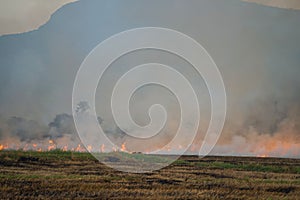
[93, 152, 173, 164]
[211, 162, 237, 169]
[195, 161, 299, 174]
[0, 150, 175, 168]
[293, 166, 300, 174]
[120, 152, 172, 163]
[1, 151, 299, 174]
[173, 159, 191, 166]
[0, 150, 95, 162]
[239, 163, 285, 173]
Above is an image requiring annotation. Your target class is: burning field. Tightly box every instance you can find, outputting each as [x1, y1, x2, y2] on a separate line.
[1, 107, 300, 198]
[1, 108, 300, 158]
[0, 150, 300, 199]
[1, 0, 300, 199]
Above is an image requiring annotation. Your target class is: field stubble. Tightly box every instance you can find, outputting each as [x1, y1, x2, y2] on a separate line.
[0, 151, 300, 199]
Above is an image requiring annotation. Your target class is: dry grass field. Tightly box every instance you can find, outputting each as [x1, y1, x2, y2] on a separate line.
[0, 151, 300, 199]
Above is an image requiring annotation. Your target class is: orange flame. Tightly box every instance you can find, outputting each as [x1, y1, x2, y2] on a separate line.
[121, 142, 126, 152]
[75, 144, 81, 152]
[48, 140, 56, 151]
[75, 144, 85, 152]
[257, 154, 267, 158]
[1, 135, 298, 156]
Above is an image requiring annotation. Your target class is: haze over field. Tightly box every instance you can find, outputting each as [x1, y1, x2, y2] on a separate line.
[0, 0, 299, 157]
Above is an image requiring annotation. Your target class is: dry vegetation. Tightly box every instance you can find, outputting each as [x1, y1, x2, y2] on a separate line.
[0, 151, 300, 199]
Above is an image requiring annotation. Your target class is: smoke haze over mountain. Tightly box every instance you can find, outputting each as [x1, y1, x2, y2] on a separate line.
[0, 0, 299, 157]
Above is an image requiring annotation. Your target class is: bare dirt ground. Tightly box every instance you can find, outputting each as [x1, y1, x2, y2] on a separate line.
[0, 151, 299, 199]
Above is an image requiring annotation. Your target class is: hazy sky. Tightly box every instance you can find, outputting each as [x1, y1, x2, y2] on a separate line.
[0, 0, 299, 157]
[244, 0, 300, 10]
[0, 0, 299, 36]
[0, 0, 77, 35]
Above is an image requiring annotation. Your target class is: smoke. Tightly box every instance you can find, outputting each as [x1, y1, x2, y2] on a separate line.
[49, 113, 76, 138]
[0, 99, 299, 157]
[0, 112, 81, 150]
[0, 0, 299, 157]
[211, 98, 300, 157]
[0, 116, 49, 143]
[0, 102, 129, 151]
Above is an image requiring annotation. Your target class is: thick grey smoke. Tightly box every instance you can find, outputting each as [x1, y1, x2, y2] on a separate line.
[0, 105, 128, 151]
[0, 115, 49, 144]
[0, 114, 77, 149]
[49, 114, 75, 137]
[0, 0, 299, 157]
